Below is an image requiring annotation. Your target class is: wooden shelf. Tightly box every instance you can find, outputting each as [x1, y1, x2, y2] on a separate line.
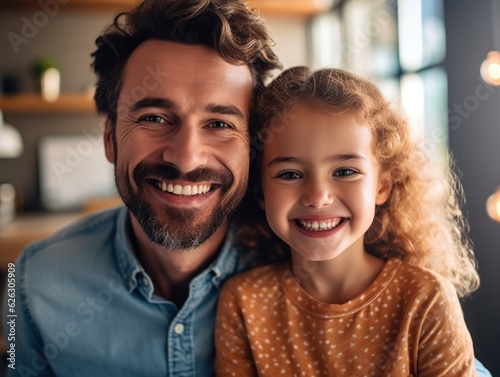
[247, 0, 334, 16]
[0, 94, 95, 114]
[0, 0, 334, 16]
[0, 212, 86, 267]
[0, 197, 121, 268]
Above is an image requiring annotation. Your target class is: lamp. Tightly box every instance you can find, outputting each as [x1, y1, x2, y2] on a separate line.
[0, 109, 23, 158]
[480, 51, 500, 86]
[481, 0, 500, 223]
[480, 0, 500, 85]
[486, 188, 500, 222]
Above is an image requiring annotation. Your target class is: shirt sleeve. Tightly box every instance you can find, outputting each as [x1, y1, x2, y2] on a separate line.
[474, 358, 492, 377]
[215, 280, 258, 377]
[2, 249, 56, 377]
[416, 279, 477, 377]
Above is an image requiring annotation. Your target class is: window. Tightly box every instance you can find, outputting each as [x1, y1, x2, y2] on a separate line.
[309, 0, 448, 163]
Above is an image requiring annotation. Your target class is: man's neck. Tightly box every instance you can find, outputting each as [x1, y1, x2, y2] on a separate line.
[129, 216, 228, 307]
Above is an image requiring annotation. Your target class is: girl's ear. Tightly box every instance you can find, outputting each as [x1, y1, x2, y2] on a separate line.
[103, 117, 116, 163]
[375, 171, 393, 205]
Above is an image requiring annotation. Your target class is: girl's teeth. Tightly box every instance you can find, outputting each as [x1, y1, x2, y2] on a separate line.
[298, 218, 342, 231]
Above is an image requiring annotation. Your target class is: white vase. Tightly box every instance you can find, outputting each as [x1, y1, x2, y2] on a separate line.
[41, 67, 60, 102]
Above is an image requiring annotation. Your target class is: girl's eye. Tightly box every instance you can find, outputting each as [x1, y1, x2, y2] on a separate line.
[140, 115, 166, 124]
[334, 168, 357, 177]
[276, 171, 302, 180]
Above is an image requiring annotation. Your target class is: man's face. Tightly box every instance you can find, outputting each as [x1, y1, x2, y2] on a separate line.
[104, 40, 253, 251]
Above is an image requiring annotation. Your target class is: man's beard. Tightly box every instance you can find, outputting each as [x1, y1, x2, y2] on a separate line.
[115, 160, 247, 251]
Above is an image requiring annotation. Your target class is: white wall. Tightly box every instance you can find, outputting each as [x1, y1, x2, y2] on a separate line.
[264, 15, 309, 69]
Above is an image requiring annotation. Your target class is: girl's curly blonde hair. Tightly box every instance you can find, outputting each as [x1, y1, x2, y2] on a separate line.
[237, 66, 479, 298]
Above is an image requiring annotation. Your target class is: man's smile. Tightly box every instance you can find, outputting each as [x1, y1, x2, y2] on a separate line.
[149, 179, 217, 196]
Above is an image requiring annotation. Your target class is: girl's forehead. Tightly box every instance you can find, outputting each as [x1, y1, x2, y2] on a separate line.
[268, 102, 366, 132]
[262, 104, 376, 158]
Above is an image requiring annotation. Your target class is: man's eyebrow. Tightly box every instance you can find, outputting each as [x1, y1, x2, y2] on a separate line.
[130, 98, 174, 112]
[205, 103, 246, 121]
[267, 154, 366, 167]
[129, 99, 246, 121]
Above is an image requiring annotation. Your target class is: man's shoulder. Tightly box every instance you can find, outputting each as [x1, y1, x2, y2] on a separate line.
[18, 206, 125, 267]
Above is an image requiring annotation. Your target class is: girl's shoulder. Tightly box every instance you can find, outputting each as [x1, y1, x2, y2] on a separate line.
[221, 262, 288, 296]
[394, 259, 458, 300]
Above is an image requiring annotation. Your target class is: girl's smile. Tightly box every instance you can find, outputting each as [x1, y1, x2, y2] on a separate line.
[291, 216, 349, 238]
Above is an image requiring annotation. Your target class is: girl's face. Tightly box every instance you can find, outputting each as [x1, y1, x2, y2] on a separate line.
[260, 102, 391, 262]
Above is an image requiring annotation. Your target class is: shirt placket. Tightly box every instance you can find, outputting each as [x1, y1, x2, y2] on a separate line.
[168, 311, 194, 377]
[168, 274, 214, 377]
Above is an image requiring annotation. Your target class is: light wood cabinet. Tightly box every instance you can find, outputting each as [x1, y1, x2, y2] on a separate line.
[0, 0, 334, 15]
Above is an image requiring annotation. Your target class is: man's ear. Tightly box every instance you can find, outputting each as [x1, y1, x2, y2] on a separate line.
[103, 117, 116, 163]
[375, 171, 393, 205]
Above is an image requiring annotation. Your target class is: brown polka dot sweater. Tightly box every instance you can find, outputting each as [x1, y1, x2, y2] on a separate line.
[215, 258, 476, 376]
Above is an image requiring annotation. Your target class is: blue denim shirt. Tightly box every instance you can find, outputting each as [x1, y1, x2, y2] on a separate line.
[3, 206, 492, 376]
[4, 206, 249, 377]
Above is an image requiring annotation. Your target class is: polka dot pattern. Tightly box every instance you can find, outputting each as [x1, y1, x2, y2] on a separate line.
[215, 259, 476, 376]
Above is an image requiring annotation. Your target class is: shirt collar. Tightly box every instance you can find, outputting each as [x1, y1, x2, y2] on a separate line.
[114, 206, 143, 292]
[202, 222, 240, 289]
[113, 206, 241, 293]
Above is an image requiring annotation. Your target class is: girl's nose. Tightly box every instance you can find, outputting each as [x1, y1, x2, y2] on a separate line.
[300, 181, 334, 208]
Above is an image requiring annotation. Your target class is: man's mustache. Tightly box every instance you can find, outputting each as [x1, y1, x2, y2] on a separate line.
[133, 161, 233, 187]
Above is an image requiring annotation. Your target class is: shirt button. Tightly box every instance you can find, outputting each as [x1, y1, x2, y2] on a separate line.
[142, 277, 149, 286]
[128, 280, 135, 289]
[174, 323, 184, 334]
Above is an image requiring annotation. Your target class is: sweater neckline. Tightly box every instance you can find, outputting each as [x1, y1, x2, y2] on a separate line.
[279, 258, 402, 319]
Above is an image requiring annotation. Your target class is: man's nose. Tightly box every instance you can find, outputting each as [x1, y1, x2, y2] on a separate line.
[162, 125, 208, 173]
[300, 180, 334, 208]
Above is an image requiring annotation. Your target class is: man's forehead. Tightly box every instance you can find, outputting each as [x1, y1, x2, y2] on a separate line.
[124, 40, 252, 85]
[118, 40, 254, 118]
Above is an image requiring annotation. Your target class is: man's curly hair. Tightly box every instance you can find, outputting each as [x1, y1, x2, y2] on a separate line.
[91, 0, 282, 126]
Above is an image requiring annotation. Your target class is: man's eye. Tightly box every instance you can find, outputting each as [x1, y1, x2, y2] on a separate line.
[276, 171, 302, 180]
[334, 168, 357, 177]
[210, 121, 231, 129]
[140, 115, 166, 124]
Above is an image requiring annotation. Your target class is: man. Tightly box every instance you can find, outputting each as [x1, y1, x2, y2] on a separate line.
[3, 0, 492, 376]
[5, 1, 279, 376]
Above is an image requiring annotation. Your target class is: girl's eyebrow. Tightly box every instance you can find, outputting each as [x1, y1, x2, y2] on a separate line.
[267, 153, 366, 167]
[324, 153, 367, 163]
[266, 156, 302, 167]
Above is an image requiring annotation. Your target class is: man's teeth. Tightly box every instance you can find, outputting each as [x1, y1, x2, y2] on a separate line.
[297, 218, 342, 231]
[156, 181, 211, 196]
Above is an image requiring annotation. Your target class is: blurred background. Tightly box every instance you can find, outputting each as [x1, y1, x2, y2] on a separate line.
[0, 0, 499, 374]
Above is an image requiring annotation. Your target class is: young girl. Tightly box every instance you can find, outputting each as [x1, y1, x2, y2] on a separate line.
[215, 66, 480, 376]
